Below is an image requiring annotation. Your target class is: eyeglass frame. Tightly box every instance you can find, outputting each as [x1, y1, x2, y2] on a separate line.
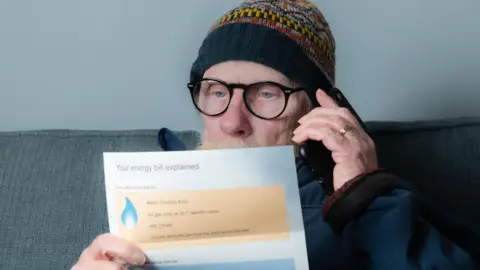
[187, 78, 305, 120]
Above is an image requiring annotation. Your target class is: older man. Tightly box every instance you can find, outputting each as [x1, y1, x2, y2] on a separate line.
[73, 0, 478, 269]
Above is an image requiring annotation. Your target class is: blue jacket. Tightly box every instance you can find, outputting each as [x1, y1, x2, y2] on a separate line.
[159, 128, 478, 269]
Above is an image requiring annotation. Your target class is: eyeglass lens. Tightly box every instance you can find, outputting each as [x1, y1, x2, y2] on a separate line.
[192, 80, 287, 119]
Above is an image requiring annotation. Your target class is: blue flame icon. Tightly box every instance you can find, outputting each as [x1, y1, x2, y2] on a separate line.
[121, 197, 138, 229]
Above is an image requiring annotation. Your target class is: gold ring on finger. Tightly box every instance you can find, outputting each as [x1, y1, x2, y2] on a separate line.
[339, 123, 353, 136]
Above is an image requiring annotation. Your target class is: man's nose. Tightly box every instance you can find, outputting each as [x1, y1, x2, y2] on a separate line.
[219, 90, 253, 137]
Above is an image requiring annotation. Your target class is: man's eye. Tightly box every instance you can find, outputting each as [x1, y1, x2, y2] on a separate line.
[206, 85, 227, 98]
[259, 91, 276, 98]
[214, 91, 227, 98]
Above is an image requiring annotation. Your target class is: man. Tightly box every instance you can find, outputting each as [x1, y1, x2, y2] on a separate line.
[73, 0, 478, 269]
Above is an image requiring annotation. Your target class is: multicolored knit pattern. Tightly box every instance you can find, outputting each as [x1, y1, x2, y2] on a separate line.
[209, 0, 336, 85]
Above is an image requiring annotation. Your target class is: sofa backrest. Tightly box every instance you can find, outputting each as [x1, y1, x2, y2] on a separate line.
[0, 117, 479, 268]
[0, 129, 199, 269]
[367, 117, 480, 258]
[368, 118, 480, 225]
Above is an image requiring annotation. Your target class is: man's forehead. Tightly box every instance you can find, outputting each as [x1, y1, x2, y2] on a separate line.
[204, 61, 293, 86]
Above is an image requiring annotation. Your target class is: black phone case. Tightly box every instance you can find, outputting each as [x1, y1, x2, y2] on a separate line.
[299, 88, 366, 195]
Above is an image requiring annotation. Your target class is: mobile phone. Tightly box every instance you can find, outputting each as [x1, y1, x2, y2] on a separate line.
[298, 88, 366, 195]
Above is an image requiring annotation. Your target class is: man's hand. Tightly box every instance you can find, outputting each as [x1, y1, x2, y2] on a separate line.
[71, 233, 146, 270]
[292, 89, 378, 190]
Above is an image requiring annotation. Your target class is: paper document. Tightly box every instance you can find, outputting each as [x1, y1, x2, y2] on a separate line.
[103, 146, 309, 269]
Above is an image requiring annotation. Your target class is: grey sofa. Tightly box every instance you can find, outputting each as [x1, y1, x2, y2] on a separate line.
[1, 118, 479, 269]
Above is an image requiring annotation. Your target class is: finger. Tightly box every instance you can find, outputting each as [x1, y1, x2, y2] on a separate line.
[79, 234, 146, 265]
[315, 89, 339, 109]
[72, 260, 128, 270]
[291, 126, 325, 143]
[299, 107, 362, 130]
[295, 114, 353, 136]
[292, 126, 349, 153]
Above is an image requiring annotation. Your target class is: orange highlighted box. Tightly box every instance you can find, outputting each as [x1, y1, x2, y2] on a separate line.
[115, 186, 290, 250]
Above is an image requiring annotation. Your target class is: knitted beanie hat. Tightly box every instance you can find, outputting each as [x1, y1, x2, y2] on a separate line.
[190, 0, 336, 105]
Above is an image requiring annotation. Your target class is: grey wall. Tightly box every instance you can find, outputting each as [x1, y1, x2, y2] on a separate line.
[1, 0, 479, 132]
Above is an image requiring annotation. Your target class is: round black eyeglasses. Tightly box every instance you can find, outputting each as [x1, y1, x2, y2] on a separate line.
[187, 78, 305, 120]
